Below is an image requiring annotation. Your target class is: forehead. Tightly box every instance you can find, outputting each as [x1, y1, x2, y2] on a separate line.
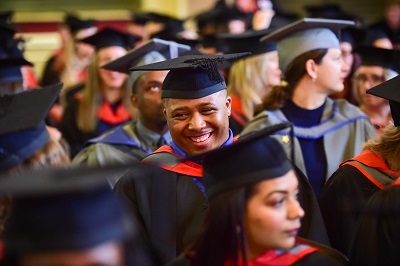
[165, 90, 226, 111]
[139, 70, 168, 82]
[357, 65, 385, 74]
[252, 170, 298, 195]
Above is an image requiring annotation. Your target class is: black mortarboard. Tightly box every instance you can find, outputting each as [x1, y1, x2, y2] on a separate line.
[354, 45, 400, 72]
[102, 38, 191, 74]
[129, 52, 250, 99]
[305, 4, 356, 20]
[102, 38, 190, 89]
[261, 18, 354, 72]
[364, 29, 390, 46]
[0, 163, 146, 254]
[217, 29, 276, 56]
[340, 27, 366, 47]
[0, 83, 62, 173]
[0, 38, 33, 83]
[0, 11, 13, 24]
[186, 122, 293, 199]
[64, 14, 96, 34]
[144, 12, 185, 33]
[79, 27, 138, 51]
[131, 12, 150, 25]
[367, 75, 400, 126]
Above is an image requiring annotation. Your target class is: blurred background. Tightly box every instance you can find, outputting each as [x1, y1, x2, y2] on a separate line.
[0, 0, 389, 78]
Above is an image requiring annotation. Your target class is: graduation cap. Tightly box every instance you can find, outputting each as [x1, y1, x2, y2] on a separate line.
[261, 18, 354, 72]
[354, 45, 400, 72]
[217, 29, 277, 56]
[129, 52, 250, 99]
[63, 14, 96, 34]
[101, 38, 191, 74]
[131, 12, 150, 25]
[144, 12, 185, 33]
[79, 27, 138, 51]
[340, 27, 366, 47]
[102, 38, 190, 90]
[367, 75, 400, 126]
[0, 163, 150, 255]
[304, 4, 356, 20]
[0, 38, 33, 83]
[186, 122, 293, 199]
[0, 11, 13, 24]
[0, 83, 62, 173]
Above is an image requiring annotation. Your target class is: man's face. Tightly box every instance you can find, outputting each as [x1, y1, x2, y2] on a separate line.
[131, 71, 168, 130]
[163, 90, 232, 156]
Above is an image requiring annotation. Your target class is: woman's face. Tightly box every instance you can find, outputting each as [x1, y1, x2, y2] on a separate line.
[340, 42, 354, 78]
[314, 48, 349, 95]
[244, 170, 304, 259]
[354, 66, 388, 108]
[265, 51, 281, 88]
[97, 46, 128, 90]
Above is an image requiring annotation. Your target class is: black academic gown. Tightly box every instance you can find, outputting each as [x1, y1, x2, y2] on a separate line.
[319, 165, 381, 256]
[113, 148, 207, 265]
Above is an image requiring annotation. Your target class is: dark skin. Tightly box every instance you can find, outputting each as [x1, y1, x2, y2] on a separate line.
[131, 70, 169, 134]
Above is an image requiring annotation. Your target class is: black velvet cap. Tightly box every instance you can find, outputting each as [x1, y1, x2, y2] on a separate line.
[144, 12, 185, 33]
[188, 122, 293, 199]
[129, 52, 250, 99]
[64, 14, 96, 34]
[305, 4, 356, 20]
[131, 12, 150, 25]
[102, 38, 191, 74]
[0, 163, 147, 254]
[261, 18, 354, 71]
[0, 83, 62, 173]
[79, 27, 138, 51]
[217, 29, 277, 56]
[341, 27, 366, 47]
[367, 75, 400, 126]
[354, 45, 400, 72]
[0, 38, 33, 83]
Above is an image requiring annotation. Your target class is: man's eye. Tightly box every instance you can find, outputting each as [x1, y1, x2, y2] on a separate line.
[148, 85, 161, 93]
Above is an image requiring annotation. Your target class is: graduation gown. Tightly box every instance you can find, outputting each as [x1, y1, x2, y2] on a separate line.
[113, 146, 208, 265]
[241, 98, 376, 182]
[169, 238, 347, 266]
[319, 150, 398, 256]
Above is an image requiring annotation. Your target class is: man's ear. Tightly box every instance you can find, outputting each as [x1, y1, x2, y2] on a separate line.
[130, 94, 138, 108]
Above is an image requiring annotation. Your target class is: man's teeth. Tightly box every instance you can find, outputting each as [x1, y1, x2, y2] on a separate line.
[191, 133, 210, 143]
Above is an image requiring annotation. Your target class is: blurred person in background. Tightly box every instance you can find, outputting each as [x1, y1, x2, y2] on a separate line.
[0, 83, 70, 238]
[352, 46, 399, 130]
[41, 14, 97, 126]
[59, 28, 138, 157]
[217, 29, 280, 135]
[320, 74, 400, 256]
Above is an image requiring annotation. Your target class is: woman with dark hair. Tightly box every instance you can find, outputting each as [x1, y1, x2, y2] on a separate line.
[241, 18, 376, 198]
[170, 128, 347, 265]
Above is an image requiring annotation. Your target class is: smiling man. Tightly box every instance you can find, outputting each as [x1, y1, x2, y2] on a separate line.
[113, 53, 247, 264]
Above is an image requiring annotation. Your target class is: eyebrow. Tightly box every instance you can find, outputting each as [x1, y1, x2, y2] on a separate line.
[170, 102, 217, 113]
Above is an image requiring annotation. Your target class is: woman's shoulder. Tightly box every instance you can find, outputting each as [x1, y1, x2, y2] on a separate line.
[241, 109, 283, 135]
[332, 98, 367, 119]
[297, 238, 348, 266]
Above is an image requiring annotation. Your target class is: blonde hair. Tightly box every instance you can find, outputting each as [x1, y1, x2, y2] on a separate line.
[228, 53, 275, 120]
[77, 54, 131, 132]
[362, 123, 400, 172]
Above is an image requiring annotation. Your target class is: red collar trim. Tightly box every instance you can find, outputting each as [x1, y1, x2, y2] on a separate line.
[96, 102, 131, 124]
[341, 150, 399, 176]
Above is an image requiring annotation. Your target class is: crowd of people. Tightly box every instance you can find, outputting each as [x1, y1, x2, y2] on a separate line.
[2, 0, 400, 265]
